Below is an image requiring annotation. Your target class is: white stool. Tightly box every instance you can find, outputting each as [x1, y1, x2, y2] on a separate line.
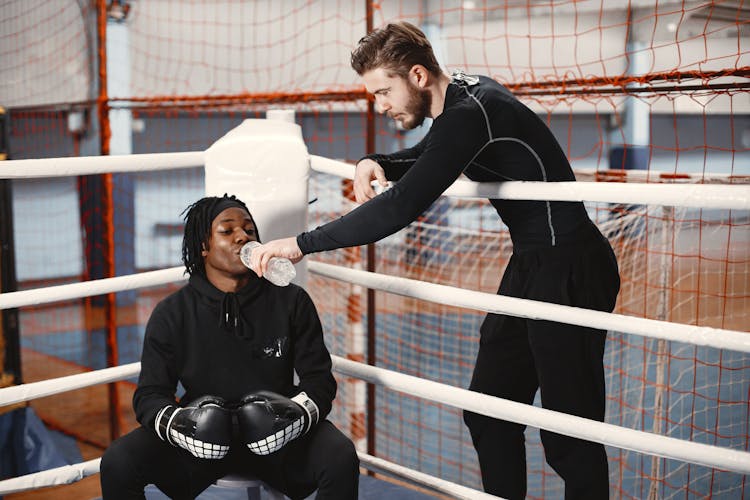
[213, 472, 286, 500]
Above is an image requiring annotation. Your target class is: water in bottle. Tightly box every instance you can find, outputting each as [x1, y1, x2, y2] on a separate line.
[240, 241, 296, 287]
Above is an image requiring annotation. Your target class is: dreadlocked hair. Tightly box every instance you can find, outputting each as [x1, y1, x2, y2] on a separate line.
[180, 194, 255, 276]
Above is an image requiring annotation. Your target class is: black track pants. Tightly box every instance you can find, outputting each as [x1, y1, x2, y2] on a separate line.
[100, 420, 359, 500]
[464, 222, 620, 500]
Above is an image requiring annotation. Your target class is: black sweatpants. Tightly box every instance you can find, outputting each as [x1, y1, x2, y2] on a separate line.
[100, 420, 359, 500]
[463, 221, 620, 500]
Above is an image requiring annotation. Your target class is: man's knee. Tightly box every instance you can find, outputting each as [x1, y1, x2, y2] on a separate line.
[101, 437, 132, 477]
[464, 410, 525, 445]
[319, 426, 359, 477]
[542, 433, 608, 491]
[299, 423, 359, 499]
[334, 435, 359, 472]
[100, 435, 144, 495]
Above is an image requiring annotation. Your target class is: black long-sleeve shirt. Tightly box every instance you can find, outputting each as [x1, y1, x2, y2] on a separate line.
[133, 273, 336, 431]
[297, 72, 589, 253]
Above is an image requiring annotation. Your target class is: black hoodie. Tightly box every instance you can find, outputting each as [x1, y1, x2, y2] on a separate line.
[133, 272, 336, 430]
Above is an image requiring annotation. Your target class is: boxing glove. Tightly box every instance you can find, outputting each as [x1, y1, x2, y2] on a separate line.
[237, 390, 319, 455]
[154, 395, 232, 459]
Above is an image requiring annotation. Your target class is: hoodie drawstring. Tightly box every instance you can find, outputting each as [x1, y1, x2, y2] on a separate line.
[219, 292, 241, 336]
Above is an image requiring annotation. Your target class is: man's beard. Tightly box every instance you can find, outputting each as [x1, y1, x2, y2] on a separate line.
[400, 83, 432, 130]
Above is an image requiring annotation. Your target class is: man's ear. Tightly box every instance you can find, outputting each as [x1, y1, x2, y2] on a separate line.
[201, 242, 209, 257]
[409, 64, 430, 88]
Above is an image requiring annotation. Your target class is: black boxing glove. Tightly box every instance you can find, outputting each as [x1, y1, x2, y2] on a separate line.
[237, 390, 319, 455]
[154, 395, 232, 459]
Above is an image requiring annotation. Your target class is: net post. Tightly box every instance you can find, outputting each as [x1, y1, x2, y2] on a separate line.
[0, 106, 21, 392]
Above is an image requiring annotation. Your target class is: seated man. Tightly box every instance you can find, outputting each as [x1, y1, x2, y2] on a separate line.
[100, 194, 359, 499]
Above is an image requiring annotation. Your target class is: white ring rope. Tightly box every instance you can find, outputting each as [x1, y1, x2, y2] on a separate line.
[0, 451, 498, 499]
[2, 152, 747, 209]
[309, 155, 750, 209]
[330, 357, 750, 475]
[308, 261, 750, 353]
[2, 262, 747, 354]
[0, 267, 186, 310]
[0, 152, 203, 178]
[357, 452, 502, 500]
[442, 179, 749, 209]
[0, 458, 102, 495]
[0, 363, 141, 407]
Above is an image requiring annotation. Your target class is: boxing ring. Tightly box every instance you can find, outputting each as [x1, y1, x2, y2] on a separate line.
[0, 118, 749, 499]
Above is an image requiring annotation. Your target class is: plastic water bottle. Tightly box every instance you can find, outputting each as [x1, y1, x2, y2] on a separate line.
[240, 241, 296, 287]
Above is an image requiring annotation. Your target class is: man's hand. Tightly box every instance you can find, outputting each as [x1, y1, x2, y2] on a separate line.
[237, 390, 319, 455]
[249, 237, 303, 278]
[353, 158, 388, 203]
[154, 395, 233, 459]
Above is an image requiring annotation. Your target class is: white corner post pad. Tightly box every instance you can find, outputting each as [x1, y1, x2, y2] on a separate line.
[204, 113, 311, 287]
[291, 392, 319, 432]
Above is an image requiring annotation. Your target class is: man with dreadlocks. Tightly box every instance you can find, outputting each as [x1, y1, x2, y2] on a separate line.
[100, 194, 359, 499]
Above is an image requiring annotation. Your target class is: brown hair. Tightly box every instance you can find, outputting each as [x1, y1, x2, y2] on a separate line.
[350, 22, 441, 78]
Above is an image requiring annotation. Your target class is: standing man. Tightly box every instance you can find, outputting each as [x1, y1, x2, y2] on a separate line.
[100, 194, 359, 499]
[250, 22, 619, 500]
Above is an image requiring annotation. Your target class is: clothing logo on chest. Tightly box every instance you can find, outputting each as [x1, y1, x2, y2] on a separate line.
[254, 336, 289, 359]
[451, 70, 479, 86]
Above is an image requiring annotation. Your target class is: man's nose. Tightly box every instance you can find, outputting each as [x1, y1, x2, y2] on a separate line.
[375, 98, 389, 114]
[235, 229, 249, 243]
